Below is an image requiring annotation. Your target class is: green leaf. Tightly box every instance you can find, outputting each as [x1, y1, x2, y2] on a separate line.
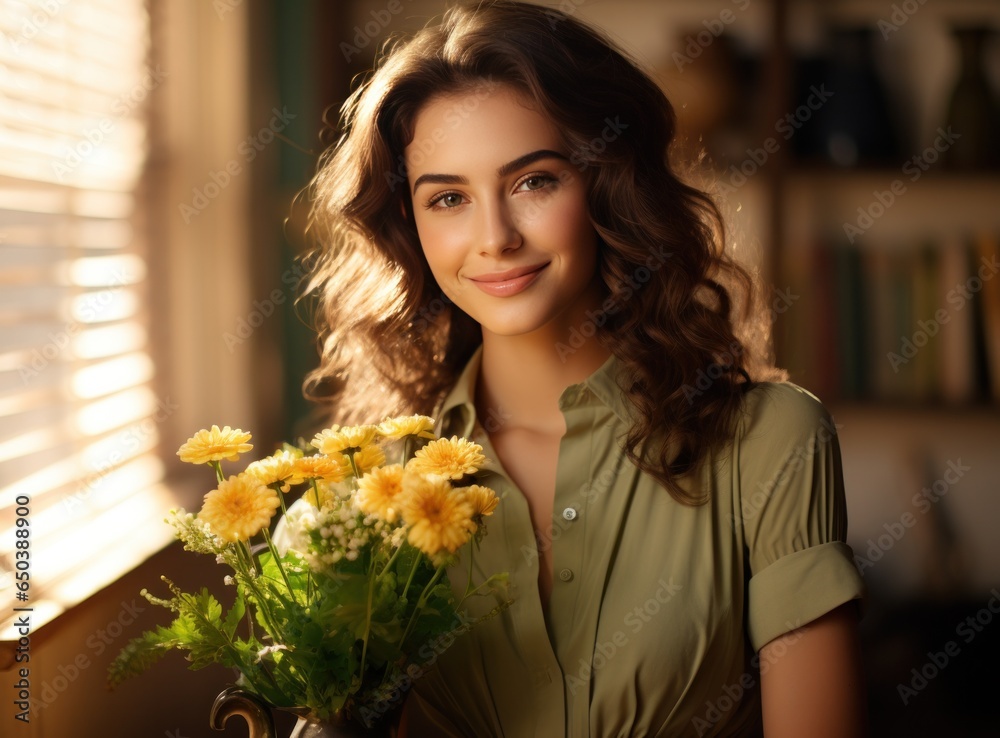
[222, 592, 246, 639]
[107, 625, 183, 689]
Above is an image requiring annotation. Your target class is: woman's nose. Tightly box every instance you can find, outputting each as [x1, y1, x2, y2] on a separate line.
[477, 199, 522, 256]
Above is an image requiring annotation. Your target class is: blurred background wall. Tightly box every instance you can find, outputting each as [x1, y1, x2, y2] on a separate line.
[1, 0, 998, 736]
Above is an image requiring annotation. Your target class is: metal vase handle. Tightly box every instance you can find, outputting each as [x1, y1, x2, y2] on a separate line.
[210, 686, 278, 738]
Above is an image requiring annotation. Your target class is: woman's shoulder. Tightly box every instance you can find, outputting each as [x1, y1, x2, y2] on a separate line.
[736, 380, 840, 450]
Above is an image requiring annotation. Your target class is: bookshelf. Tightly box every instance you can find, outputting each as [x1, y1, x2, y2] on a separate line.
[753, 0, 1000, 408]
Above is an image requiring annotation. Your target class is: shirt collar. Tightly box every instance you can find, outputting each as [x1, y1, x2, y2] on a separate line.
[436, 344, 634, 438]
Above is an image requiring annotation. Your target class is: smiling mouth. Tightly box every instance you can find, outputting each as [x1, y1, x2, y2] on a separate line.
[467, 262, 549, 297]
[469, 262, 550, 283]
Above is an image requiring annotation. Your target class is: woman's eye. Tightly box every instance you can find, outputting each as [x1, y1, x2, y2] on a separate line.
[428, 192, 464, 209]
[518, 174, 554, 192]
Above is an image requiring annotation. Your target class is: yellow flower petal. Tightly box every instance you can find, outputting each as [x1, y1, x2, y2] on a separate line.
[353, 444, 386, 476]
[177, 425, 252, 465]
[312, 424, 379, 454]
[199, 473, 280, 542]
[401, 472, 475, 557]
[356, 464, 405, 523]
[293, 454, 351, 483]
[407, 436, 486, 480]
[245, 450, 304, 492]
[462, 484, 499, 519]
[376, 415, 437, 441]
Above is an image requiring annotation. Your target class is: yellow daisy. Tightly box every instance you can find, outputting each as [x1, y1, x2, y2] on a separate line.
[401, 473, 475, 558]
[177, 425, 252, 465]
[353, 444, 386, 475]
[407, 436, 486, 480]
[462, 484, 499, 520]
[293, 453, 351, 483]
[312, 424, 379, 454]
[199, 473, 280, 542]
[245, 450, 304, 492]
[377, 415, 437, 441]
[356, 464, 405, 523]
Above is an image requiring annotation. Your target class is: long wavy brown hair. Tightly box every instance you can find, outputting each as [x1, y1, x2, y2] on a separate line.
[301, 0, 786, 504]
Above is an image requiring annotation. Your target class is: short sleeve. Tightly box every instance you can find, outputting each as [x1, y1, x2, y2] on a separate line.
[735, 382, 865, 652]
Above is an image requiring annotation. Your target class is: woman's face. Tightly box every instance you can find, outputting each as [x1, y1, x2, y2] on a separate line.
[404, 84, 602, 339]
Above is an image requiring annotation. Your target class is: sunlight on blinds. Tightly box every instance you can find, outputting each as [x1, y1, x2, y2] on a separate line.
[0, 0, 171, 640]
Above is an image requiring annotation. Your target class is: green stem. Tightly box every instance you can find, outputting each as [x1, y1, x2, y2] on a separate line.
[210, 460, 224, 484]
[457, 540, 477, 610]
[310, 478, 322, 508]
[238, 540, 284, 642]
[377, 540, 405, 582]
[181, 590, 284, 703]
[275, 485, 288, 517]
[399, 564, 446, 648]
[262, 528, 295, 603]
[347, 449, 360, 479]
[358, 560, 378, 689]
[401, 554, 420, 601]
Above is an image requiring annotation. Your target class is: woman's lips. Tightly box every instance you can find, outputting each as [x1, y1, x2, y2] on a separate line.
[468, 263, 548, 297]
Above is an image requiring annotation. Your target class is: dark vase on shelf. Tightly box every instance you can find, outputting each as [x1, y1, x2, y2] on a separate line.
[210, 688, 390, 738]
[794, 26, 902, 168]
[943, 26, 1000, 171]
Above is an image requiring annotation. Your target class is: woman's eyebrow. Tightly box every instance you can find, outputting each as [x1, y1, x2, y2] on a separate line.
[411, 149, 569, 193]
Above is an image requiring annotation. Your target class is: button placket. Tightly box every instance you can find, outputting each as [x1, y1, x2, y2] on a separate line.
[549, 400, 592, 601]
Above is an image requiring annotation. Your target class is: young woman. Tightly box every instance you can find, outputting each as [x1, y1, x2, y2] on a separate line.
[303, 1, 868, 735]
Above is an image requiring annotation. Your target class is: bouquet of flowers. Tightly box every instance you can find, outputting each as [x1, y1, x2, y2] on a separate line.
[108, 416, 509, 729]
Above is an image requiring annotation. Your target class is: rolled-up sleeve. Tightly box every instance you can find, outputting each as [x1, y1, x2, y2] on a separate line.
[736, 383, 866, 652]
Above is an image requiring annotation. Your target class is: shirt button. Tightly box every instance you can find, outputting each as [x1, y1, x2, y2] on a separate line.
[558, 568, 574, 582]
[561, 507, 578, 521]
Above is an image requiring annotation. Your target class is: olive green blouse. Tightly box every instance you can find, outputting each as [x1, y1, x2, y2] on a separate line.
[402, 345, 865, 737]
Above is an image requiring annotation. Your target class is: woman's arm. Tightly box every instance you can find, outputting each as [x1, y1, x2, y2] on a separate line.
[759, 602, 868, 738]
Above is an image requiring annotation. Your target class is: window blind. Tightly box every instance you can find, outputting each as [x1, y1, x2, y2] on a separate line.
[0, 0, 176, 638]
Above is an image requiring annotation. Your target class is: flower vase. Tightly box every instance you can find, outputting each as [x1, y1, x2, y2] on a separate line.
[211, 687, 387, 738]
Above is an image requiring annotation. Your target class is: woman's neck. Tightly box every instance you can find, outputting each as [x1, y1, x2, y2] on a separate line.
[476, 327, 612, 436]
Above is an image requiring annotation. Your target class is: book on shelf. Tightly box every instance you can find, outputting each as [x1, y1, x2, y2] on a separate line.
[788, 230, 1000, 405]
